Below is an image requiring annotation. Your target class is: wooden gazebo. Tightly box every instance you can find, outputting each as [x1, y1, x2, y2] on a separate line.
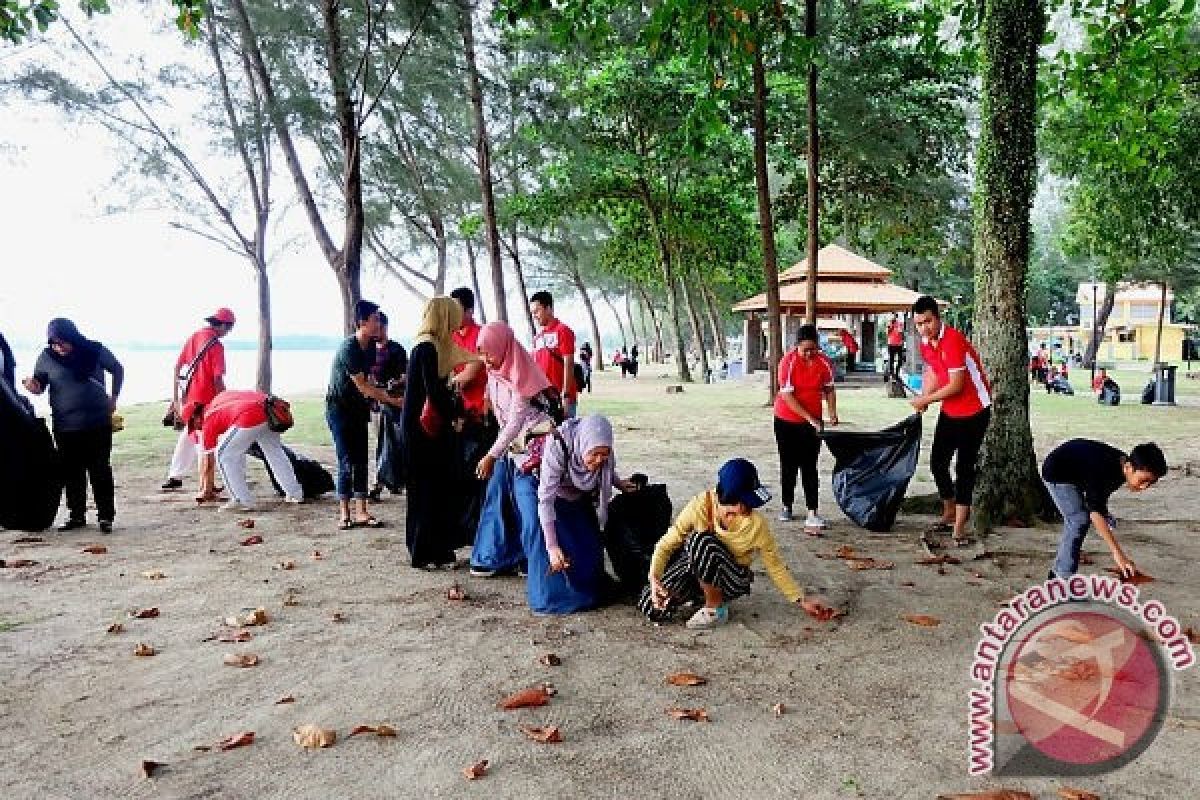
[732, 244, 938, 373]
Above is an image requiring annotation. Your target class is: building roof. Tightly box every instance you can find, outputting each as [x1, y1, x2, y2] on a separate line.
[732, 279, 933, 314]
[778, 243, 893, 283]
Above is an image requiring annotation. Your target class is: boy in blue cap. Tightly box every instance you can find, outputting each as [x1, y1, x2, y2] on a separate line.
[639, 458, 830, 629]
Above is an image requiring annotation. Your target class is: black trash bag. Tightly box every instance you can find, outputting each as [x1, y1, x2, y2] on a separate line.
[1140, 381, 1155, 405]
[603, 480, 672, 597]
[0, 380, 62, 531]
[246, 442, 334, 499]
[819, 414, 922, 532]
[375, 405, 405, 493]
[447, 416, 496, 549]
[1098, 379, 1121, 406]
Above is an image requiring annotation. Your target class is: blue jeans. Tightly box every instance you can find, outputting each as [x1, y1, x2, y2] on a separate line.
[470, 457, 526, 572]
[1044, 480, 1114, 578]
[326, 404, 369, 500]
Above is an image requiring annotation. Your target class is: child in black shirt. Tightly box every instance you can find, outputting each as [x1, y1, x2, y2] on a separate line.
[1041, 439, 1167, 579]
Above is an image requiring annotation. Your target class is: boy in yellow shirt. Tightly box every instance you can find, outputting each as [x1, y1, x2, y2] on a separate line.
[639, 458, 829, 629]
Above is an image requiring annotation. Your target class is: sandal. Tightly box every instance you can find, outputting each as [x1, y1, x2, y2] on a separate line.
[354, 515, 384, 529]
[338, 517, 355, 530]
[923, 521, 954, 535]
[952, 534, 974, 548]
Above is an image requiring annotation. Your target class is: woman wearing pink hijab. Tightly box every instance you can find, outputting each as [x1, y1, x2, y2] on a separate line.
[468, 322, 554, 578]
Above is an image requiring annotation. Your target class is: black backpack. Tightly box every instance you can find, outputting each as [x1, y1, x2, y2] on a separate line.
[603, 482, 673, 597]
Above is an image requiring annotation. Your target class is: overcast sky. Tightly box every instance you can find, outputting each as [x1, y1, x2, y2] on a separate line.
[0, 10, 603, 351]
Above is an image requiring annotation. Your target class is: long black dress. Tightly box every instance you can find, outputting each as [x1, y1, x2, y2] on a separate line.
[401, 341, 459, 568]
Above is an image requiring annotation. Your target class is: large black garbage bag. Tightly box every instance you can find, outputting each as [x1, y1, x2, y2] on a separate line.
[0, 381, 62, 531]
[1098, 379, 1121, 406]
[375, 406, 406, 493]
[819, 414, 922, 532]
[603, 482, 672, 596]
[447, 416, 496, 549]
[1140, 381, 1155, 405]
[246, 442, 334, 499]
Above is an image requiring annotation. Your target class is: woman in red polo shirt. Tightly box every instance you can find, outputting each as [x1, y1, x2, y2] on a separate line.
[773, 324, 839, 530]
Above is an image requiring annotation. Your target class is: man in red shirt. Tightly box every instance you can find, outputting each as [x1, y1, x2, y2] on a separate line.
[838, 327, 860, 371]
[886, 315, 905, 381]
[773, 324, 839, 529]
[164, 308, 235, 501]
[529, 290, 577, 418]
[449, 287, 487, 418]
[201, 389, 303, 511]
[909, 295, 992, 546]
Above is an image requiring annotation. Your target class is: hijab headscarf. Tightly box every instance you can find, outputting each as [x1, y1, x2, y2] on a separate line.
[46, 318, 101, 380]
[546, 414, 617, 526]
[414, 296, 475, 378]
[477, 321, 551, 400]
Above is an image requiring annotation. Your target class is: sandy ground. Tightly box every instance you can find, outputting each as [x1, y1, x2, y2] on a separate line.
[2, 368, 1198, 800]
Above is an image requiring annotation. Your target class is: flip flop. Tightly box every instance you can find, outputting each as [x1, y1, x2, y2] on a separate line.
[354, 515, 384, 529]
[923, 521, 954, 536]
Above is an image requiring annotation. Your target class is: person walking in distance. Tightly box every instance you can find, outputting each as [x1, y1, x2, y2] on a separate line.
[908, 295, 992, 547]
[773, 324, 838, 532]
[886, 315, 905, 381]
[529, 291, 578, 417]
[163, 308, 235, 502]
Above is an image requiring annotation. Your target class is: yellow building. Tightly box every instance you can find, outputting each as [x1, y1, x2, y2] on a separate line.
[1076, 282, 1190, 362]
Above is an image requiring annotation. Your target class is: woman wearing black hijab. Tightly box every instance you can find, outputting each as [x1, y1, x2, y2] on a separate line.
[22, 319, 124, 532]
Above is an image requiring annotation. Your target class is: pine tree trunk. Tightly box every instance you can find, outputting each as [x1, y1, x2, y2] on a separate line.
[641, 193, 692, 382]
[508, 229, 536, 339]
[254, 258, 273, 394]
[970, 0, 1047, 533]
[682, 276, 710, 381]
[569, 262, 605, 374]
[458, 0, 506, 323]
[624, 289, 641, 350]
[1153, 281, 1167, 364]
[637, 284, 665, 363]
[752, 44, 783, 397]
[465, 238, 486, 323]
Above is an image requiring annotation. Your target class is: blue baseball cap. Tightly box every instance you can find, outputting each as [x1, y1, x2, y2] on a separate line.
[717, 458, 771, 509]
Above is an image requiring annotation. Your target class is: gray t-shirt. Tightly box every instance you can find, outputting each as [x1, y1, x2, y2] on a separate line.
[33, 346, 121, 432]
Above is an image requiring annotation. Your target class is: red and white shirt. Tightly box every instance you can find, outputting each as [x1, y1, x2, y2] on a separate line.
[919, 323, 991, 418]
[532, 318, 576, 400]
[887, 321, 904, 347]
[451, 320, 487, 416]
[773, 349, 835, 425]
[200, 390, 268, 451]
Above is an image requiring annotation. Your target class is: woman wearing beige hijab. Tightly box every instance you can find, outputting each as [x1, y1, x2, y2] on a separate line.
[401, 297, 475, 569]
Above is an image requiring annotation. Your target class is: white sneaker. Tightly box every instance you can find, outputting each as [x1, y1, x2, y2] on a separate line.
[284, 496, 304, 505]
[220, 500, 256, 513]
[685, 606, 729, 629]
[804, 511, 828, 529]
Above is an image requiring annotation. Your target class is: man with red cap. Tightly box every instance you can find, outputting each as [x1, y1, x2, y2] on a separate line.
[163, 308, 235, 501]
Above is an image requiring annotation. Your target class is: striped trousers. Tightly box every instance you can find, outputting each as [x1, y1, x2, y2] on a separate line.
[638, 531, 753, 622]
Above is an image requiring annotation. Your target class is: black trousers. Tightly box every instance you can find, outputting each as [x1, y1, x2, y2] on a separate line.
[773, 417, 821, 511]
[887, 345, 905, 379]
[930, 408, 991, 506]
[55, 425, 115, 522]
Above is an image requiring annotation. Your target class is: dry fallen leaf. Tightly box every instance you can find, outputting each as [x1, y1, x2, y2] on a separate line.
[216, 629, 253, 643]
[1185, 627, 1200, 645]
[238, 518, 255, 529]
[900, 581, 917, 588]
[1104, 568, 1155, 585]
[1057, 787, 1101, 800]
[330, 611, 346, 623]
[141, 570, 167, 580]
[133, 643, 156, 657]
[106, 622, 124, 634]
[847, 557, 895, 571]
[81, 544, 107, 555]
[310, 549, 324, 560]
[279, 561, 296, 571]
[1, 558, 38, 568]
[222, 652, 260, 668]
[805, 604, 846, 622]
[275, 695, 295, 705]
[293, 724, 336, 749]
[935, 792, 1034, 800]
[215, 731, 255, 751]
[240, 535, 264, 546]
[11, 536, 43, 544]
[772, 703, 786, 717]
[282, 593, 300, 607]
[349, 724, 397, 738]
[519, 725, 563, 743]
[666, 671, 707, 687]
[903, 613, 942, 627]
[498, 685, 553, 710]
[917, 555, 962, 566]
[666, 707, 710, 722]
[130, 607, 160, 619]
[537, 653, 562, 667]
[140, 760, 166, 779]
[463, 759, 489, 780]
[834, 545, 858, 559]
[446, 583, 467, 601]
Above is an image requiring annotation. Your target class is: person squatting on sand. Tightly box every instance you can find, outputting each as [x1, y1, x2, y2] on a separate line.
[201, 389, 304, 512]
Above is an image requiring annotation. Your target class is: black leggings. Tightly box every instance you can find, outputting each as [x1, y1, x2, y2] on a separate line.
[930, 408, 991, 506]
[56, 425, 115, 522]
[774, 417, 820, 511]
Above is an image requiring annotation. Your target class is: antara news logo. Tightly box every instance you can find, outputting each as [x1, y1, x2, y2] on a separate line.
[967, 573, 1195, 777]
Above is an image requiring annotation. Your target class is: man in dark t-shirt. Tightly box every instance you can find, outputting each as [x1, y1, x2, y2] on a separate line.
[1041, 439, 1167, 579]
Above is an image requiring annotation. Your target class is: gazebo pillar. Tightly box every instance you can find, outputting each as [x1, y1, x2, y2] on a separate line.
[743, 314, 761, 374]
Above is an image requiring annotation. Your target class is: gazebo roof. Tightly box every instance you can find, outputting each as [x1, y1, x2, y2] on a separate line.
[778, 243, 893, 283]
[732, 279, 931, 315]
